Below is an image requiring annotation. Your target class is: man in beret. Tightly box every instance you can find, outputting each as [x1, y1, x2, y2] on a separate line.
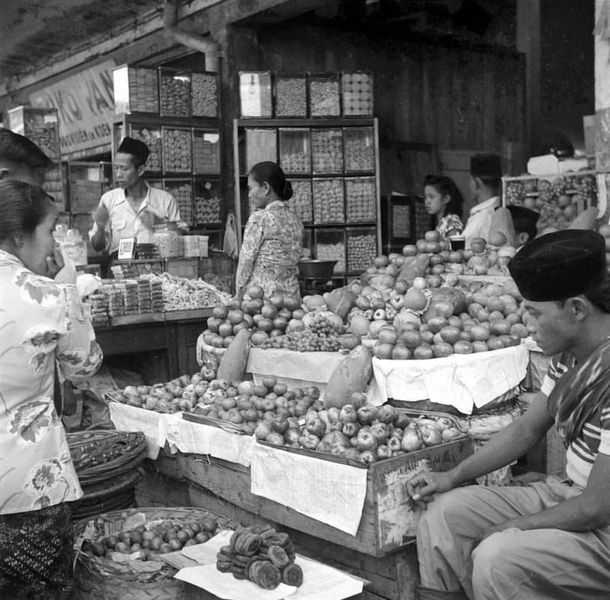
[89, 137, 184, 256]
[408, 229, 610, 600]
[462, 153, 514, 246]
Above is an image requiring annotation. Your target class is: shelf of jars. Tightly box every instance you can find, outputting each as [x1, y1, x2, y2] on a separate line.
[233, 118, 381, 271]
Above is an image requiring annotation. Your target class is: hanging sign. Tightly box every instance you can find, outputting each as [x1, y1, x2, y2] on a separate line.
[29, 60, 116, 159]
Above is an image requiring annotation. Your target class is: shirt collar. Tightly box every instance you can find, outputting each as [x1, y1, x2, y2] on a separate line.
[117, 182, 151, 206]
[470, 196, 500, 216]
[266, 200, 284, 210]
[0, 248, 24, 267]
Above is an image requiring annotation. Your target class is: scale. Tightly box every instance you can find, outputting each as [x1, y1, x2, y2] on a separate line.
[298, 259, 339, 296]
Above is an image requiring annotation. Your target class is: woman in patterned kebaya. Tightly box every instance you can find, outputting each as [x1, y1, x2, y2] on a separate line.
[236, 162, 304, 300]
[0, 180, 103, 599]
[423, 174, 465, 240]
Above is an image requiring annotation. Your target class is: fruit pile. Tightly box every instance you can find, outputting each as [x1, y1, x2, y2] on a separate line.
[113, 366, 219, 413]
[216, 525, 302, 589]
[397, 230, 515, 278]
[81, 516, 220, 561]
[505, 173, 597, 232]
[255, 329, 342, 352]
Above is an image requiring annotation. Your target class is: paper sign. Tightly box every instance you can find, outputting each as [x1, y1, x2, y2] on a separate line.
[117, 237, 135, 260]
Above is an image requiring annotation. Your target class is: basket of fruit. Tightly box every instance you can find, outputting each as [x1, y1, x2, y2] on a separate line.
[67, 430, 148, 485]
[74, 506, 235, 600]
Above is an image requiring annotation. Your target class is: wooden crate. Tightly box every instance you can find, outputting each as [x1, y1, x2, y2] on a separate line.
[137, 458, 420, 600]
[149, 438, 472, 557]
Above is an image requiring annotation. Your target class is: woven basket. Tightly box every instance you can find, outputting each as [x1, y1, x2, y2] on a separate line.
[72, 469, 141, 521]
[67, 430, 147, 485]
[73, 506, 236, 600]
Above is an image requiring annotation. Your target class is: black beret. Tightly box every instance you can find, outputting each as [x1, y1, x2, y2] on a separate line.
[508, 230, 607, 301]
[471, 153, 502, 179]
[117, 137, 149, 164]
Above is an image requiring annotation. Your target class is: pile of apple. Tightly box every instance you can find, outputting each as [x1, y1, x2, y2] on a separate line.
[192, 377, 463, 463]
[81, 516, 220, 562]
[114, 367, 219, 413]
[347, 275, 529, 360]
[200, 285, 348, 353]
[363, 231, 515, 282]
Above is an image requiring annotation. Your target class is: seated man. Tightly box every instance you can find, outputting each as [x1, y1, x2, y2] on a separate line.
[507, 204, 539, 249]
[409, 229, 610, 600]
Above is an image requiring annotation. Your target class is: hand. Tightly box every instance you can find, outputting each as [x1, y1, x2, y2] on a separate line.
[406, 470, 455, 510]
[46, 245, 65, 279]
[93, 204, 110, 228]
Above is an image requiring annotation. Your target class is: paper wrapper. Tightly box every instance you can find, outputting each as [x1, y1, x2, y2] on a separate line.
[246, 348, 348, 398]
[370, 344, 529, 414]
[250, 440, 368, 536]
[163, 416, 253, 467]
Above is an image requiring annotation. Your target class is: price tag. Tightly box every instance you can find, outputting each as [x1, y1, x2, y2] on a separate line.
[117, 237, 135, 260]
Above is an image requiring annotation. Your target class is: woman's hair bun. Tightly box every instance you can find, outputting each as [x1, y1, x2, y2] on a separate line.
[282, 180, 293, 201]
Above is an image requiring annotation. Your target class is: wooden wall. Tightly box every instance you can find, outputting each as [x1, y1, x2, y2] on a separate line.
[224, 23, 526, 206]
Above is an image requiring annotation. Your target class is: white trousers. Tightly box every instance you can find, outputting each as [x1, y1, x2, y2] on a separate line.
[416, 478, 610, 600]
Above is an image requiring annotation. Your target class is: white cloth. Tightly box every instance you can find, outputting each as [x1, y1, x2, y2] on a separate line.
[88, 183, 182, 253]
[0, 250, 103, 515]
[462, 196, 500, 245]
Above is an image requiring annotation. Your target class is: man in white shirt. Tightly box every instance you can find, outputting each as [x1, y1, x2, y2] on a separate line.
[89, 137, 184, 256]
[462, 153, 512, 246]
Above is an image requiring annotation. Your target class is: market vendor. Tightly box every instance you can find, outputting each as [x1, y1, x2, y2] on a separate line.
[235, 161, 304, 300]
[462, 153, 514, 247]
[423, 174, 464, 239]
[408, 229, 610, 600]
[0, 180, 103, 598]
[89, 137, 185, 257]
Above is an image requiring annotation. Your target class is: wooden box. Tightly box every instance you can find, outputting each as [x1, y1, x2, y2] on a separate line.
[154, 438, 472, 558]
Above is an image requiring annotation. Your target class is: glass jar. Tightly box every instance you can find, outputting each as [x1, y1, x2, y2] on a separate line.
[153, 222, 183, 258]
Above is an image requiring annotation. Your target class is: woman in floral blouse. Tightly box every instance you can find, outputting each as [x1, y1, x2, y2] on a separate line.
[236, 162, 304, 299]
[0, 181, 103, 599]
[423, 174, 465, 239]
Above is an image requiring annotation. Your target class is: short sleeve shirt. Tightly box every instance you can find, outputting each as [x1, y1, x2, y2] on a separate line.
[89, 184, 181, 253]
[542, 354, 610, 488]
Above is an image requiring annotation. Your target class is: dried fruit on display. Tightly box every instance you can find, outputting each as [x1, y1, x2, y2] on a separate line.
[162, 128, 192, 173]
[194, 179, 222, 224]
[313, 179, 345, 224]
[312, 129, 343, 173]
[216, 525, 302, 590]
[165, 181, 193, 226]
[279, 129, 311, 175]
[287, 180, 313, 223]
[344, 128, 375, 172]
[191, 73, 218, 117]
[131, 128, 162, 172]
[193, 132, 221, 174]
[347, 232, 377, 273]
[346, 177, 376, 222]
[127, 68, 159, 113]
[275, 76, 307, 117]
[309, 76, 341, 117]
[160, 70, 191, 117]
[341, 72, 373, 116]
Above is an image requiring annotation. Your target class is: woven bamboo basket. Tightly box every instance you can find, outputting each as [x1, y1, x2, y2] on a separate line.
[72, 469, 141, 521]
[67, 430, 148, 485]
[73, 506, 236, 600]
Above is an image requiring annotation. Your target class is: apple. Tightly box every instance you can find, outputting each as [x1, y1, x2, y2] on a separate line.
[357, 404, 378, 425]
[376, 404, 397, 424]
[342, 422, 361, 438]
[441, 427, 462, 442]
[306, 415, 326, 438]
[421, 426, 442, 446]
[299, 433, 321, 450]
[355, 427, 377, 450]
[370, 422, 389, 444]
[339, 404, 358, 423]
[376, 445, 392, 459]
[401, 429, 423, 451]
[254, 422, 272, 440]
[359, 450, 377, 464]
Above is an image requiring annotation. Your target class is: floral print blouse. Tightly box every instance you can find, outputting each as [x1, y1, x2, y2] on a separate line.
[0, 250, 103, 515]
[436, 213, 464, 239]
[236, 201, 304, 299]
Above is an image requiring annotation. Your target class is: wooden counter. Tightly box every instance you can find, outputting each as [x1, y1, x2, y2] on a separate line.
[94, 309, 212, 382]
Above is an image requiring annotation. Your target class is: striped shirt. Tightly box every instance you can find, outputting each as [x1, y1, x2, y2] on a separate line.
[541, 354, 610, 488]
